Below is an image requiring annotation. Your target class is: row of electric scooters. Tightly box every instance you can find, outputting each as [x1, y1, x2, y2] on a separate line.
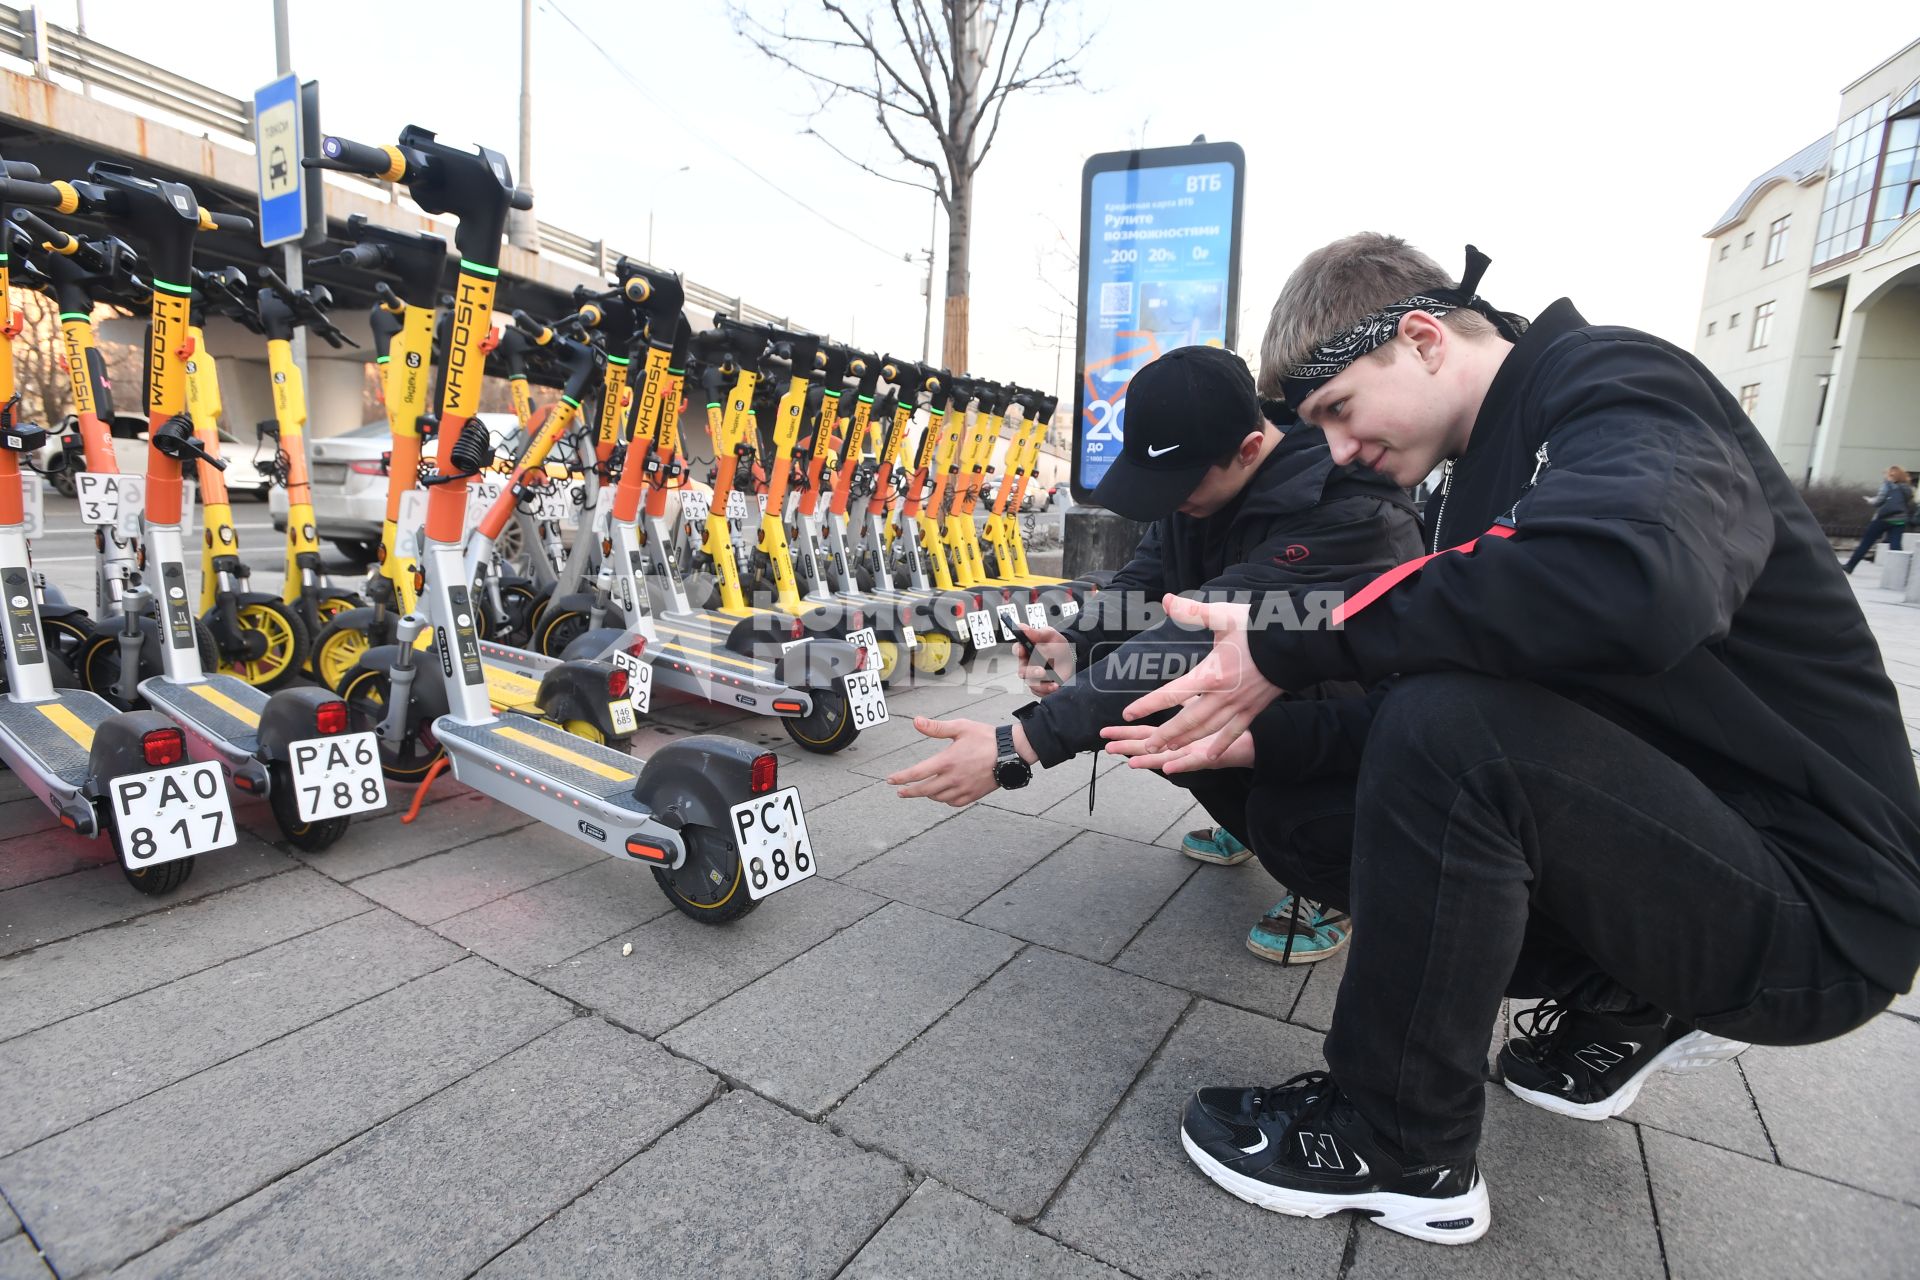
[0, 124, 1102, 922]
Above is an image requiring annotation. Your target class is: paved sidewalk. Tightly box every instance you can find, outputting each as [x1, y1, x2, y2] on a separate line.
[1, 584, 1916, 1278]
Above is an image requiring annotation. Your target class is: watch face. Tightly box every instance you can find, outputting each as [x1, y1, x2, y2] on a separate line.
[994, 758, 1032, 790]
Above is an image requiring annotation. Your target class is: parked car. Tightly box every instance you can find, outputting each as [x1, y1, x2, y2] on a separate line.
[271, 412, 523, 560]
[38, 412, 272, 499]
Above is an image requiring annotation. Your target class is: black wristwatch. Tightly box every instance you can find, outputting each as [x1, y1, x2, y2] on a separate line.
[992, 723, 1032, 790]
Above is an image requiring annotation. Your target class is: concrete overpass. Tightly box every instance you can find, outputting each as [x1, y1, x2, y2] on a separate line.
[0, 5, 795, 441]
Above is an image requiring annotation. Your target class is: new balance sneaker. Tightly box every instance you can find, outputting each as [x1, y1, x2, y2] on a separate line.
[1181, 1072, 1490, 1245]
[1246, 896, 1351, 965]
[1181, 826, 1253, 865]
[1500, 998, 1750, 1121]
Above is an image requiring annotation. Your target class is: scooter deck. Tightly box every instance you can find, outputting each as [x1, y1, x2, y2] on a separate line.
[647, 609, 817, 717]
[140, 673, 267, 756]
[433, 713, 683, 867]
[0, 690, 118, 782]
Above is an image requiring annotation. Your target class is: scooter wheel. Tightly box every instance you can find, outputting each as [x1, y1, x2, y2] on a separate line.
[651, 823, 760, 924]
[493, 583, 541, 649]
[338, 667, 445, 783]
[310, 616, 371, 693]
[909, 630, 957, 676]
[82, 621, 220, 710]
[315, 592, 362, 624]
[108, 810, 196, 896]
[266, 760, 351, 852]
[876, 638, 902, 684]
[534, 608, 590, 659]
[216, 600, 311, 690]
[553, 718, 633, 755]
[781, 686, 861, 754]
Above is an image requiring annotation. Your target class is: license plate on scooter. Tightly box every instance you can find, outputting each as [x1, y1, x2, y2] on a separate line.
[728, 786, 816, 900]
[609, 650, 653, 715]
[965, 610, 999, 650]
[843, 669, 889, 730]
[110, 761, 237, 869]
[847, 626, 882, 672]
[288, 732, 389, 822]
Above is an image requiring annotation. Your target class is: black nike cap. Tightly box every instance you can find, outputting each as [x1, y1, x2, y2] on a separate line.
[1091, 344, 1263, 522]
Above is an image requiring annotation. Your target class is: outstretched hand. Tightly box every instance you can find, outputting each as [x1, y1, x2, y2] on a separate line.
[887, 716, 1002, 807]
[1120, 595, 1282, 758]
[1100, 723, 1256, 773]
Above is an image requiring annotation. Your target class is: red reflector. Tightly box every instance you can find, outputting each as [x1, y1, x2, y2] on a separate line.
[142, 728, 184, 767]
[849, 610, 865, 631]
[315, 699, 348, 735]
[772, 699, 805, 714]
[608, 666, 629, 699]
[349, 459, 386, 475]
[750, 753, 777, 794]
[972, 593, 984, 609]
[234, 774, 258, 792]
[788, 617, 805, 640]
[624, 837, 671, 863]
[628, 636, 647, 656]
[853, 644, 868, 671]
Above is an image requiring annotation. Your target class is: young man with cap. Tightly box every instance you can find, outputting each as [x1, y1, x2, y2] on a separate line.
[888, 345, 1419, 971]
[1110, 234, 1920, 1244]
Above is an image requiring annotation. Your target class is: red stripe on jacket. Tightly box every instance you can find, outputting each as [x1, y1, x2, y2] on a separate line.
[1330, 524, 1516, 627]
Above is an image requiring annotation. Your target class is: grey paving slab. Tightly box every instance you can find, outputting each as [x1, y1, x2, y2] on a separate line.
[1115, 861, 1308, 1021]
[1287, 947, 1347, 1032]
[0, 1235, 47, 1280]
[0, 909, 459, 1154]
[119, 1019, 718, 1280]
[1347, 1093, 1663, 1278]
[476, 1090, 910, 1280]
[0, 869, 366, 1042]
[1624, 1057, 1776, 1161]
[1643, 1128, 1920, 1279]
[302, 788, 537, 881]
[433, 859, 676, 974]
[1039, 765, 1201, 842]
[1740, 1013, 1920, 1203]
[840, 803, 1078, 918]
[974, 751, 1121, 817]
[2, 959, 571, 1277]
[810, 780, 956, 878]
[965, 830, 1195, 963]
[0, 838, 293, 957]
[348, 823, 603, 925]
[834, 946, 1187, 1219]
[1154, 799, 1211, 850]
[0, 1199, 15, 1239]
[1039, 999, 1350, 1278]
[663, 902, 1019, 1116]
[841, 1182, 1123, 1280]
[0, 820, 104, 892]
[539, 875, 886, 1037]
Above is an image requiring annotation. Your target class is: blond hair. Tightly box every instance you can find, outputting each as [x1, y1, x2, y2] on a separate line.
[1890, 466, 1912, 484]
[1257, 233, 1496, 399]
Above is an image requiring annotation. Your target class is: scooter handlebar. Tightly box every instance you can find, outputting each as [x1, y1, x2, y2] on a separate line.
[510, 309, 554, 345]
[307, 135, 400, 180]
[8, 208, 75, 252]
[198, 209, 254, 234]
[1, 160, 40, 180]
[510, 187, 533, 211]
[0, 177, 73, 211]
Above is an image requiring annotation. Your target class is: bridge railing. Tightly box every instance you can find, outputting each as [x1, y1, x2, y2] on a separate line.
[0, 4, 803, 328]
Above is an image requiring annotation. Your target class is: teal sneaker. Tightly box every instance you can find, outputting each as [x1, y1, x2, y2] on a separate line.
[1247, 896, 1352, 965]
[1181, 826, 1253, 866]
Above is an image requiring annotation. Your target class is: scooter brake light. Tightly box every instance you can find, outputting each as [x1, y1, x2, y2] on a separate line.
[142, 728, 185, 767]
[750, 753, 778, 794]
[315, 700, 349, 735]
[608, 666, 630, 700]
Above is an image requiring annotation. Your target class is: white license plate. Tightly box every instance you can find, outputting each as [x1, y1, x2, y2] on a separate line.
[1026, 602, 1047, 629]
[609, 698, 638, 735]
[1059, 596, 1081, 620]
[995, 604, 1023, 642]
[965, 610, 999, 649]
[110, 760, 237, 869]
[19, 472, 42, 539]
[76, 472, 138, 528]
[729, 786, 816, 900]
[311, 462, 349, 486]
[610, 649, 652, 714]
[902, 625, 916, 648]
[288, 732, 388, 822]
[847, 626, 882, 672]
[843, 668, 889, 730]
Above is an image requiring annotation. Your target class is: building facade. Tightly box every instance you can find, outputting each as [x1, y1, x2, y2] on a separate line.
[1698, 39, 1920, 485]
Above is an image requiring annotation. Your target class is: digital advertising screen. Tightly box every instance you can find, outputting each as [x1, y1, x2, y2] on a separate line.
[1072, 141, 1244, 504]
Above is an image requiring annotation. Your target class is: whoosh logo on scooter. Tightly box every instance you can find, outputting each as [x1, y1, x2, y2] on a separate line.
[148, 292, 191, 414]
[59, 322, 96, 416]
[443, 274, 497, 418]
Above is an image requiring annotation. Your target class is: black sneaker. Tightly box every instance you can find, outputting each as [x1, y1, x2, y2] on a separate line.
[1180, 1072, 1490, 1245]
[1500, 999, 1750, 1121]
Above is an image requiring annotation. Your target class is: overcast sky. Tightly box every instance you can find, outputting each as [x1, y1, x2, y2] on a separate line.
[54, 1, 1920, 396]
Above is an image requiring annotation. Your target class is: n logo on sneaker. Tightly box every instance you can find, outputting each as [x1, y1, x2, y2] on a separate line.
[1572, 1041, 1637, 1074]
[1298, 1131, 1344, 1170]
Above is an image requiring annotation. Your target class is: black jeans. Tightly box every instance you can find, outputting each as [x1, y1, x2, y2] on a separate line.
[1844, 517, 1906, 571]
[1242, 672, 1891, 1164]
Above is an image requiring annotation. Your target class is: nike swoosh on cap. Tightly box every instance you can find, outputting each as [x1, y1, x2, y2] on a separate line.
[1146, 444, 1179, 458]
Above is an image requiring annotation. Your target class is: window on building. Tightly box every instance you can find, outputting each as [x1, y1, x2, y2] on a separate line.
[1743, 232, 1756, 248]
[1719, 243, 1731, 261]
[1750, 301, 1776, 350]
[1765, 215, 1791, 265]
[1730, 313, 1741, 328]
[1868, 101, 1920, 247]
[1707, 321, 1718, 336]
[1739, 383, 1761, 418]
[1815, 82, 1920, 264]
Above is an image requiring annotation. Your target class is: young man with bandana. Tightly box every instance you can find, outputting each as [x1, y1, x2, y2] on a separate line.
[888, 346, 1418, 970]
[1108, 234, 1920, 1244]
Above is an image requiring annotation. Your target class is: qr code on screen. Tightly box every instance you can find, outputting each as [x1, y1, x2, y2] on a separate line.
[1099, 281, 1133, 318]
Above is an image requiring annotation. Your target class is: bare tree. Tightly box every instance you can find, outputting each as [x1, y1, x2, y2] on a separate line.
[13, 293, 74, 428]
[730, 0, 1088, 373]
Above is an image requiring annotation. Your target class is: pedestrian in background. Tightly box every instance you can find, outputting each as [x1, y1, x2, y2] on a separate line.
[1842, 465, 1914, 574]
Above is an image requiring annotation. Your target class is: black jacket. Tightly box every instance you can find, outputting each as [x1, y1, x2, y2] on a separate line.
[1247, 299, 1920, 992]
[1019, 426, 1420, 767]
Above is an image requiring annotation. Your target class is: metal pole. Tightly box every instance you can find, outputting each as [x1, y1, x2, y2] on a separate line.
[272, 0, 308, 408]
[75, 0, 92, 97]
[920, 188, 936, 364]
[508, 0, 539, 250]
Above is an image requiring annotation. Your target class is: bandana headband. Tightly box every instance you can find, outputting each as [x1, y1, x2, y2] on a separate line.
[1279, 246, 1526, 409]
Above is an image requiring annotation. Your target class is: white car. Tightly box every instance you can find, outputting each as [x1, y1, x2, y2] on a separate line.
[43, 413, 272, 500]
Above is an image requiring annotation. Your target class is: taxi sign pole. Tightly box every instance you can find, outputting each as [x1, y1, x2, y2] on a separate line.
[263, 3, 309, 407]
